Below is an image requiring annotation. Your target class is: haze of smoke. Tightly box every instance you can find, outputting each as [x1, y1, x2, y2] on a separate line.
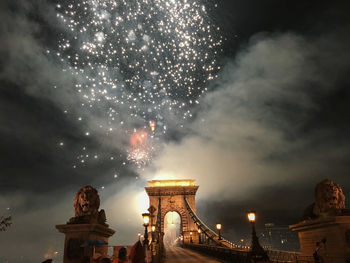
[144, 32, 350, 203]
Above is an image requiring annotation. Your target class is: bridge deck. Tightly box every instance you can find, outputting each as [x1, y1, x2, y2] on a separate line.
[164, 246, 222, 263]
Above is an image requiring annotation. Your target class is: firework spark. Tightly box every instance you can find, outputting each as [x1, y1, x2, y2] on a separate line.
[127, 128, 154, 167]
[54, 0, 222, 166]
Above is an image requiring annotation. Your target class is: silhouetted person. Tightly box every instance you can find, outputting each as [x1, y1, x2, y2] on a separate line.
[113, 247, 128, 263]
[129, 240, 145, 263]
[313, 239, 326, 263]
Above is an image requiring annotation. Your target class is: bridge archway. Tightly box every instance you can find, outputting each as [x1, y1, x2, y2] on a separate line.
[145, 179, 199, 244]
[163, 211, 181, 246]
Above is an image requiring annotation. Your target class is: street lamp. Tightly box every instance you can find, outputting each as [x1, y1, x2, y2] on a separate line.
[246, 211, 268, 262]
[216, 223, 222, 240]
[151, 225, 156, 242]
[190, 231, 193, 243]
[142, 213, 150, 247]
[247, 211, 256, 223]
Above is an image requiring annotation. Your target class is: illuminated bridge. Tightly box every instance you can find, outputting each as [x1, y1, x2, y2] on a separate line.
[144, 179, 300, 263]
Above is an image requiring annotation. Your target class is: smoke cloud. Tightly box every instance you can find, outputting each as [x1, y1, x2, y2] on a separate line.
[144, 31, 350, 205]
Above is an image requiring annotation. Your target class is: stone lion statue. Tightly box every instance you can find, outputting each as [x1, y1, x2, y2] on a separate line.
[68, 185, 107, 225]
[302, 179, 346, 220]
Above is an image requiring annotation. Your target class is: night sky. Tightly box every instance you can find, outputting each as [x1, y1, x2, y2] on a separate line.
[1, 0, 350, 262]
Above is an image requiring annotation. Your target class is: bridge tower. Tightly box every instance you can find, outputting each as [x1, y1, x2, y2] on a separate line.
[145, 179, 200, 244]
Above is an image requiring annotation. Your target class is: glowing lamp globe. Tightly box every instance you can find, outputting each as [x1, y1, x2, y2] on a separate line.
[151, 225, 156, 232]
[216, 223, 222, 230]
[142, 213, 150, 227]
[247, 211, 256, 223]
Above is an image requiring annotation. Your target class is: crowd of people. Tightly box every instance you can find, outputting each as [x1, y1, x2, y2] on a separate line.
[87, 240, 146, 263]
[41, 239, 147, 263]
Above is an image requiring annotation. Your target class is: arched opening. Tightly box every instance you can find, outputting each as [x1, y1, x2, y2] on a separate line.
[163, 211, 181, 247]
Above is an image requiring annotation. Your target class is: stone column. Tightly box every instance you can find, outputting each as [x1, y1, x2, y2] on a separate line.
[290, 216, 350, 263]
[56, 223, 115, 263]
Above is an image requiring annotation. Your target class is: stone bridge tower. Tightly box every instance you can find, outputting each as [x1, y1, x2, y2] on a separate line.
[145, 179, 199, 244]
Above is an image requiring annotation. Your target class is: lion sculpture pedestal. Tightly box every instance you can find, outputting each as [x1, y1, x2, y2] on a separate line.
[56, 223, 115, 263]
[56, 186, 115, 263]
[290, 216, 350, 263]
[290, 179, 350, 263]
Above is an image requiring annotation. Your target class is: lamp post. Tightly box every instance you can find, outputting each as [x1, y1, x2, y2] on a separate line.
[142, 213, 150, 247]
[148, 206, 156, 240]
[151, 225, 156, 241]
[198, 229, 202, 244]
[216, 223, 222, 240]
[150, 225, 156, 261]
[246, 211, 268, 262]
[190, 231, 193, 243]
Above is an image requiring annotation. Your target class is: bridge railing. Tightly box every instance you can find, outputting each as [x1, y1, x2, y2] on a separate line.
[184, 197, 233, 248]
[183, 243, 250, 263]
[183, 243, 303, 263]
[183, 196, 310, 263]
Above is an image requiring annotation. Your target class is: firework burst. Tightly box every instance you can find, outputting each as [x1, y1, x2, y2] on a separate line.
[54, 0, 222, 166]
[127, 128, 154, 167]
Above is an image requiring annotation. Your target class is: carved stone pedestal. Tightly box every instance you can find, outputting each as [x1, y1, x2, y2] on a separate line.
[290, 216, 350, 263]
[56, 223, 115, 263]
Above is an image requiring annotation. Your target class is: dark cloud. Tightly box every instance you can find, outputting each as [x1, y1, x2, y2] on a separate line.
[0, 0, 139, 195]
[212, 0, 350, 58]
